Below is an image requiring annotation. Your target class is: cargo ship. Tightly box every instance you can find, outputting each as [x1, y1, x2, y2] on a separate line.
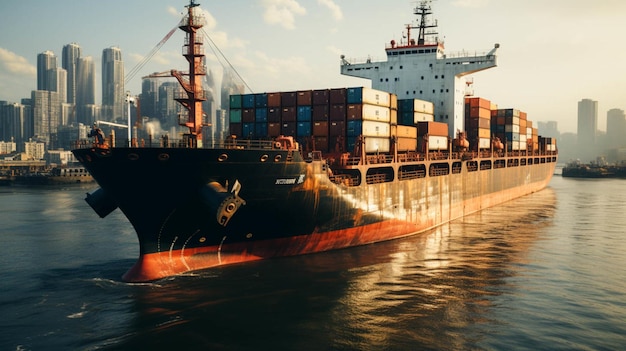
[72, 0, 557, 282]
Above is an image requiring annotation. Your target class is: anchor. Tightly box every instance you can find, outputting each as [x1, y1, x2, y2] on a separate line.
[201, 180, 246, 226]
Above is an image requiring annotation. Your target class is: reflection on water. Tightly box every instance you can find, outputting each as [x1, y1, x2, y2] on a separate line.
[5, 181, 625, 351]
[96, 188, 556, 350]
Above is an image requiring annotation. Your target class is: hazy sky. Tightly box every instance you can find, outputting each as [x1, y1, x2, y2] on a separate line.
[1, 0, 625, 134]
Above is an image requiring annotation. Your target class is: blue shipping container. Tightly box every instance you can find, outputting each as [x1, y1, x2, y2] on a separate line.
[347, 87, 363, 104]
[229, 109, 242, 123]
[242, 94, 255, 108]
[255, 108, 268, 122]
[255, 93, 268, 108]
[255, 122, 268, 137]
[242, 123, 255, 137]
[230, 95, 242, 109]
[297, 106, 312, 122]
[346, 120, 363, 137]
[297, 121, 311, 136]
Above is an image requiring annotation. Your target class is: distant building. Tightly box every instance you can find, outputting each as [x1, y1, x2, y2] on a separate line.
[102, 47, 125, 121]
[37, 50, 57, 92]
[62, 43, 81, 105]
[24, 140, 46, 160]
[76, 56, 96, 124]
[0, 141, 16, 154]
[577, 99, 598, 162]
[606, 109, 626, 149]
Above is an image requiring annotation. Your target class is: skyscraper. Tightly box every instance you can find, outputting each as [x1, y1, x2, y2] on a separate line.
[102, 46, 125, 121]
[606, 108, 626, 149]
[577, 98, 598, 161]
[37, 50, 57, 91]
[76, 57, 96, 109]
[62, 43, 81, 104]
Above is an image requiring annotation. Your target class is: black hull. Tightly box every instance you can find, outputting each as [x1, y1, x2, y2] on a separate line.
[73, 146, 556, 281]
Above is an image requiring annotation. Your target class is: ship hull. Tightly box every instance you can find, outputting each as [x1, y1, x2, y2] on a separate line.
[73, 146, 556, 282]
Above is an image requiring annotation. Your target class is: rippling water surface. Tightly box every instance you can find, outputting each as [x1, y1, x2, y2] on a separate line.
[1, 175, 625, 350]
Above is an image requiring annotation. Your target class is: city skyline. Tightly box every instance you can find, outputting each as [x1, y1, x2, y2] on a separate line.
[1, 0, 626, 134]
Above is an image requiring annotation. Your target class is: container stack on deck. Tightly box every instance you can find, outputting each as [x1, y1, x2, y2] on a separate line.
[229, 89, 556, 157]
[230, 87, 435, 155]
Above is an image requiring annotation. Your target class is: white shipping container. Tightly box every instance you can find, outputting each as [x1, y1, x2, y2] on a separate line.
[520, 134, 527, 143]
[413, 111, 434, 123]
[361, 120, 391, 137]
[519, 141, 527, 150]
[361, 87, 391, 107]
[505, 124, 520, 133]
[510, 140, 521, 150]
[364, 137, 390, 153]
[427, 135, 448, 150]
[478, 137, 491, 149]
[527, 127, 533, 138]
[362, 104, 391, 122]
[411, 99, 435, 114]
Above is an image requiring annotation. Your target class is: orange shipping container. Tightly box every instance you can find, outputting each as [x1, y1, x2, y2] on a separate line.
[417, 121, 448, 137]
[465, 97, 491, 110]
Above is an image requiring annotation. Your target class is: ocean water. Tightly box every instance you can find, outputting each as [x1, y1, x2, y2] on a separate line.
[1, 175, 625, 351]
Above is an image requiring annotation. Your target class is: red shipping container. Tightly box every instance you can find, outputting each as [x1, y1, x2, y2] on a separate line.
[313, 121, 329, 136]
[297, 90, 312, 106]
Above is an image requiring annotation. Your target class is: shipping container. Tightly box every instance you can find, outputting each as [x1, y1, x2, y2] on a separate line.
[229, 109, 242, 123]
[297, 90, 312, 106]
[242, 109, 255, 123]
[467, 117, 490, 129]
[312, 105, 329, 121]
[417, 121, 448, 136]
[255, 122, 268, 137]
[330, 104, 346, 121]
[329, 121, 346, 136]
[242, 94, 255, 108]
[313, 136, 329, 152]
[361, 120, 391, 137]
[330, 88, 347, 104]
[399, 98, 434, 114]
[347, 87, 391, 107]
[419, 135, 448, 150]
[297, 106, 312, 122]
[397, 137, 417, 151]
[281, 91, 297, 106]
[364, 137, 391, 153]
[466, 106, 491, 119]
[268, 108, 281, 122]
[346, 104, 391, 122]
[313, 89, 330, 105]
[268, 122, 281, 136]
[281, 107, 296, 122]
[255, 93, 268, 108]
[478, 137, 490, 149]
[230, 95, 242, 109]
[297, 122, 311, 136]
[312, 121, 329, 136]
[392, 125, 418, 139]
[329, 136, 346, 153]
[242, 123, 255, 137]
[281, 122, 296, 136]
[229, 122, 242, 136]
[255, 108, 268, 122]
[465, 97, 491, 110]
[267, 92, 281, 107]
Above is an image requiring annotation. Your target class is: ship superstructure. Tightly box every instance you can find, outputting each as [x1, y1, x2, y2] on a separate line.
[340, 1, 498, 137]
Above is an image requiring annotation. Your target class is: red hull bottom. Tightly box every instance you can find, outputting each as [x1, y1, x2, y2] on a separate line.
[123, 178, 551, 282]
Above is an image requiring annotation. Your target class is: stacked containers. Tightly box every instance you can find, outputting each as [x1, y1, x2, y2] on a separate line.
[539, 137, 557, 153]
[491, 108, 521, 151]
[397, 98, 434, 125]
[417, 121, 449, 151]
[230, 87, 408, 154]
[464, 97, 491, 150]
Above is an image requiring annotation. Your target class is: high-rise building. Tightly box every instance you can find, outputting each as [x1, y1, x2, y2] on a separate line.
[606, 108, 626, 149]
[32, 90, 61, 147]
[577, 98, 598, 161]
[1, 102, 29, 152]
[62, 43, 81, 105]
[76, 56, 96, 124]
[37, 50, 57, 91]
[102, 47, 125, 121]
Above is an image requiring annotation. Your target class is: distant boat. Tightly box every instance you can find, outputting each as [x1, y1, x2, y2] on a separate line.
[11, 166, 94, 185]
[562, 160, 626, 179]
